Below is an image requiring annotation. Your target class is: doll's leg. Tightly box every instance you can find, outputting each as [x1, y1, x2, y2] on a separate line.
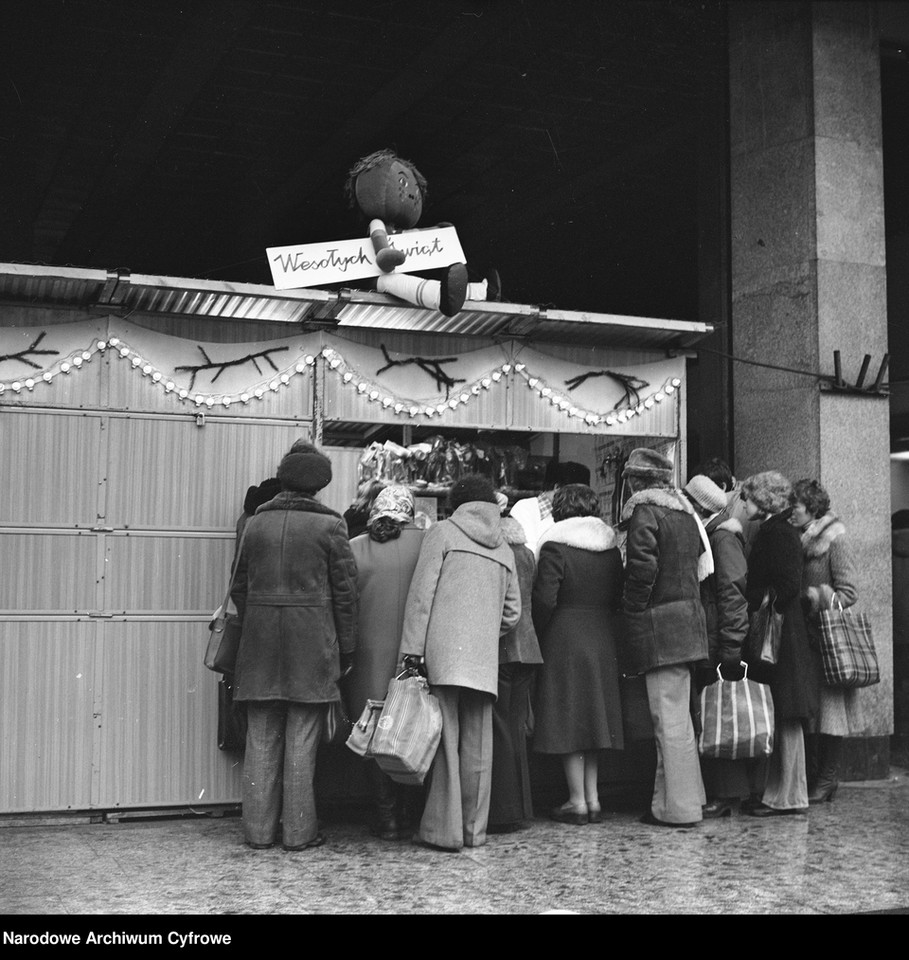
[377, 263, 468, 317]
[368, 219, 406, 272]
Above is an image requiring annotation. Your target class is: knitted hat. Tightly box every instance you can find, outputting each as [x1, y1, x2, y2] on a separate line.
[684, 475, 728, 515]
[622, 447, 673, 483]
[276, 450, 332, 493]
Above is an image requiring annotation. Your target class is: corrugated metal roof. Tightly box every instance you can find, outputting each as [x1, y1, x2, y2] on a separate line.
[0, 262, 714, 350]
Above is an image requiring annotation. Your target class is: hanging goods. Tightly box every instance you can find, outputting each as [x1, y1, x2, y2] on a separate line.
[818, 599, 880, 689]
[698, 663, 775, 760]
[743, 588, 782, 667]
[203, 524, 249, 675]
[367, 669, 443, 786]
[346, 699, 386, 757]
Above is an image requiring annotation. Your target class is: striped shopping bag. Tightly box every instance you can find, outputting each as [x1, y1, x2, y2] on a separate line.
[698, 663, 774, 760]
[818, 601, 880, 688]
[368, 670, 442, 785]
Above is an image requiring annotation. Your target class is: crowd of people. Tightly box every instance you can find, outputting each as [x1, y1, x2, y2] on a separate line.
[225, 439, 862, 852]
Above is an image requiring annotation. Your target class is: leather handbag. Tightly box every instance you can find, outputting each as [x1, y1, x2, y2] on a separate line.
[346, 699, 386, 756]
[322, 698, 353, 746]
[818, 599, 880, 688]
[698, 662, 774, 760]
[367, 668, 443, 786]
[203, 525, 249, 675]
[743, 588, 782, 667]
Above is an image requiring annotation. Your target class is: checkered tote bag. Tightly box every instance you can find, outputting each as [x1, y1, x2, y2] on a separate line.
[818, 600, 880, 689]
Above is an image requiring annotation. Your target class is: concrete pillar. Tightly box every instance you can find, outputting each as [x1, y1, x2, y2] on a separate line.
[729, 1, 892, 776]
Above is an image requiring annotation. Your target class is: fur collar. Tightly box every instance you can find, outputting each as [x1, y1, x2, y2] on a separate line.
[706, 515, 743, 537]
[621, 487, 694, 522]
[500, 515, 528, 546]
[801, 512, 846, 558]
[256, 491, 342, 519]
[538, 516, 616, 552]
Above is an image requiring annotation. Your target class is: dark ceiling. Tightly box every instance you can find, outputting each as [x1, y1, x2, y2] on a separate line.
[1, 0, 728, 321]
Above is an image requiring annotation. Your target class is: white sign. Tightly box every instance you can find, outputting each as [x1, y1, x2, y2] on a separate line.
[266, 225, 467, 291]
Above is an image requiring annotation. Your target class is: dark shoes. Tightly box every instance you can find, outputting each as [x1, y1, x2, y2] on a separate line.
[549, 804, 589, 826]
[702, 798, 734, 819]
[439, 262, 469, 317]
[807, 779, 839, 805]
[746, 803, 807, 818]
[587, 806, 603, 824]
[639, 811, 699, 828]
[282, 833, 325, 852]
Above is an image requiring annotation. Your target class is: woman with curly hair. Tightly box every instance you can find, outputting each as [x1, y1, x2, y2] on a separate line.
[790, 478, 860, 804]
[740, 470, 817, 816]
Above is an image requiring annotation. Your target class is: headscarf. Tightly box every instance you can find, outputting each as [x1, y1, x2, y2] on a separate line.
[367, 484, 415, 527]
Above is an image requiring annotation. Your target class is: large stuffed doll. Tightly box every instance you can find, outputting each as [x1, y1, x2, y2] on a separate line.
[344, 148, 498, 317]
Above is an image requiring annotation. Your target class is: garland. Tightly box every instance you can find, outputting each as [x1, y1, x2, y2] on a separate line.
[0, 333, 682, 427]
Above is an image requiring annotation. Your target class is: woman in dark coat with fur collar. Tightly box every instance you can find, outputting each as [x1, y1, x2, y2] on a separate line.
[231, 445, 358, 851]
[532, 483, 625, 826]
[741, 470, 816, 817]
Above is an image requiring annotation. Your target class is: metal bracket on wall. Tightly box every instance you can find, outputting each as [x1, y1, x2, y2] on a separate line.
[819, 351, 889, 397]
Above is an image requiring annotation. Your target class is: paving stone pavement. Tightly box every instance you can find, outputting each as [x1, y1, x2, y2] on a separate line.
[1, 768, 907, 926]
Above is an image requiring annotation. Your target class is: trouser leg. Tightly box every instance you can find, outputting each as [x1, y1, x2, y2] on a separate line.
[762, 719, 808, 810]
[280, 702, 323, 848]
[242, 701, 286, 846]
[459, 688, 494, 848]
[646, 664, 706, 823]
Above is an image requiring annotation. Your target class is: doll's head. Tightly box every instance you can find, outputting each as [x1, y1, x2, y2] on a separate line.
[344, 148, 427, 229]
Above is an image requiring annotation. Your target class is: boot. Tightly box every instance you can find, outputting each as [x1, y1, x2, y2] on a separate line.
[808, 735, 842, 804]
[369, 764, 402, 840]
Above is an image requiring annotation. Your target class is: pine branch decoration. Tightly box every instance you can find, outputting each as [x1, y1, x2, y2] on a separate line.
[375, 344, 465, 398]
[175, 345, 290, 391]
[564, 369, 650, 410]
[0, 332, 60, 370]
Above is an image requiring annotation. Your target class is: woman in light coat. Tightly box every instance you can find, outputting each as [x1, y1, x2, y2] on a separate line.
[790, 478, 860, 804]
[399, 475, 521, 852]
[232, 446, 358, 851]
[348, 485, 425, 839]
[531, 484, 625, 826]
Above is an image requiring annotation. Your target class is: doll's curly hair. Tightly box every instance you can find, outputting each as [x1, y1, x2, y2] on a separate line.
[343, 148, 428, 211]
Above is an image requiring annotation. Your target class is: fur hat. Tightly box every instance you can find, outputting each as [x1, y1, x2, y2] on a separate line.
[277, 450, 332, 493]
[243, 477, 281, 516]
[622, 447, 673, 484]
[684, 475, 727, 515]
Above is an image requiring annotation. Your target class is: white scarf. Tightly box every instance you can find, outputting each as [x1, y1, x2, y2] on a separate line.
[692, 510, 715, 582]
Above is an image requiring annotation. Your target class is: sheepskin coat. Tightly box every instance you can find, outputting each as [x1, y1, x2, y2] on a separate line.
[620, 486, 709, 674]
[399, 501, 521, 696]
[701, 514, 749, 668]
[231, 492, 359, 703]
[498, 517, 543, 666]
[531, 515, 625, 753]
[745, 508, 816, 722]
